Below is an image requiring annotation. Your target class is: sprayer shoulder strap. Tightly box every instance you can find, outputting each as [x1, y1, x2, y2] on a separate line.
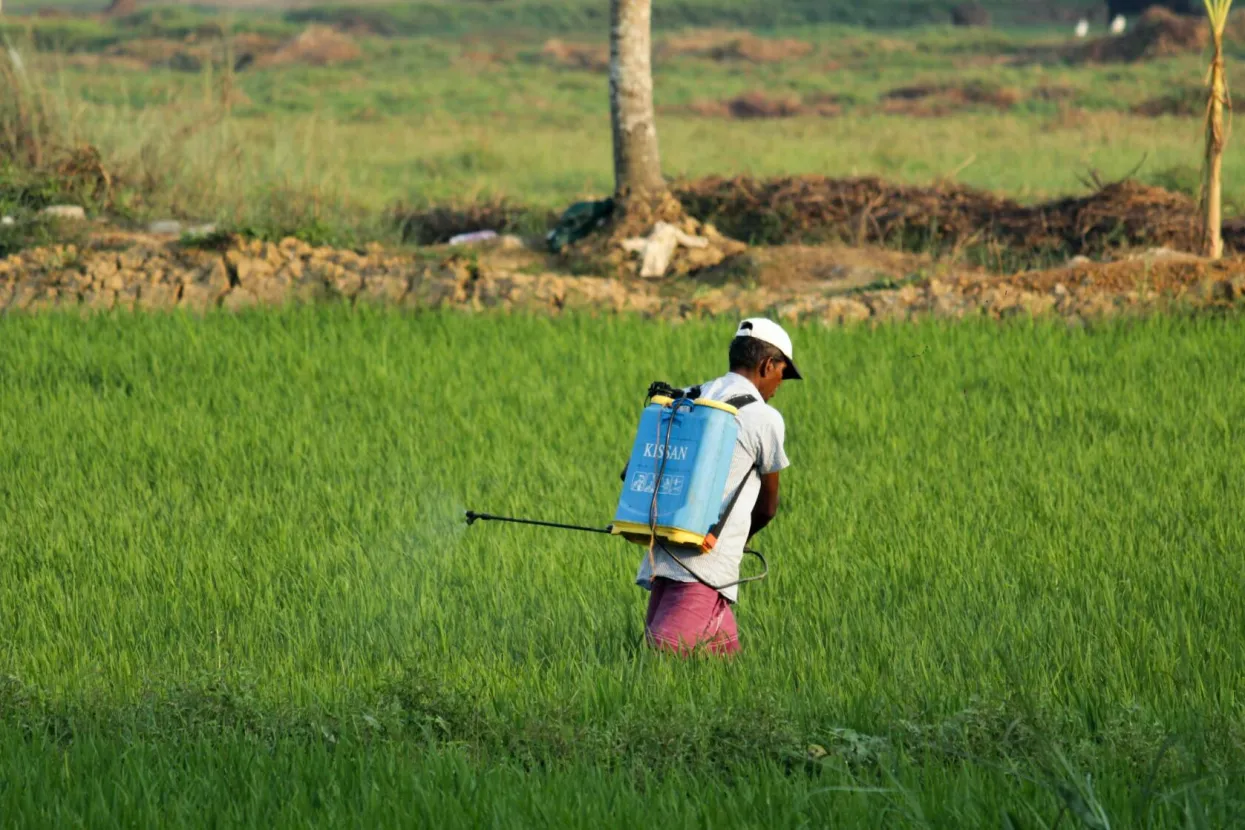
[703, 395, 760, 545]
[724, 394, 758, 410]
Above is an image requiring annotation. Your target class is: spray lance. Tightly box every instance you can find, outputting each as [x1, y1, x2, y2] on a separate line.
[464, 382, 769, 592]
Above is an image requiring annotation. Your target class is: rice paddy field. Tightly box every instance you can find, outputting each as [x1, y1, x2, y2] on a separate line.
[3, 0, 1245, 825]
[1, 309, 1244, 827]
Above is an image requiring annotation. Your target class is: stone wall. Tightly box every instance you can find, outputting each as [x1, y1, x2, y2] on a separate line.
[1, 237, 1242, 324]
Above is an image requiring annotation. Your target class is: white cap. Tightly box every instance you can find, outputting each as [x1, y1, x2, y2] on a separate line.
[734, 318, 802, 380]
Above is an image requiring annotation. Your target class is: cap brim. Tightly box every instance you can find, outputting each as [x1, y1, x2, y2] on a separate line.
[783, 358, 803, 380]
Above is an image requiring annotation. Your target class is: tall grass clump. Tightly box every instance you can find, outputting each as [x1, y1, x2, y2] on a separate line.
[0, 37, 97, 253]
[0, 35, 121, 218]
[0, 36, 57, 171]
[0, 31, 365, 244]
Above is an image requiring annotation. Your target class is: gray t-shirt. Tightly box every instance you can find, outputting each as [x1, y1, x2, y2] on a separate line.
[634, 372, 790, 602]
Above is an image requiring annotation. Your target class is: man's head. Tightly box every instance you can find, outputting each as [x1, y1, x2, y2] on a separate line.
[728, 318, 802, 402]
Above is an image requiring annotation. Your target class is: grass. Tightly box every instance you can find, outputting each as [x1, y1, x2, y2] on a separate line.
[5, 14, 1245, 247]
[0, 309, 1243, 826]
[0, 736, 972, 828]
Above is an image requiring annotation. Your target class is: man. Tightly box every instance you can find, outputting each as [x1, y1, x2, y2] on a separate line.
[635, 318, 800, 656]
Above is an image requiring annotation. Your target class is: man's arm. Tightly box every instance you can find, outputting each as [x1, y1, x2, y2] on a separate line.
[748, 471, 780, 539]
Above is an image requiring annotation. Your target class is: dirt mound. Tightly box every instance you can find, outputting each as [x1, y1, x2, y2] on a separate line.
[456, 36, 518, 69]
[104, 0, 137, 17]
[254, 26, 361, 69]
[538, 30, 810, 72]
[659, 29, 812, 63]
[881, 82, 1022, 116]
[1003, 251, 1215, 295]
[226, 33, 287, 70]
[551, 192, 748, 279]
[392, 201, 551, 246]
[306, 11, 400, 37]
[684, 91, 804, 119]
[1031, 84, 1079, 102]
[950, 3, 991, 27]
[65, 53, 150, 72]
[681, 84, 1025, 121]
[803, 93, 847, 117]
[678, 91, 845, 119]
[673, 176, 1223, 257]
[107, 39, 204, 71]
[1074, 7, 1207, 62]
[106, 33, 283, 72]
[1131, 85, 1204, 116]
[539, 39, 609, 72]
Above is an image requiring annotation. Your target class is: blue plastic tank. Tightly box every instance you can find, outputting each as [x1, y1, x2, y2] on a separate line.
[612, 395, 740, 549]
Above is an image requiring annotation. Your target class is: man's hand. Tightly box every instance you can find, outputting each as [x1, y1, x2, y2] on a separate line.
[749, 471, 780, 539]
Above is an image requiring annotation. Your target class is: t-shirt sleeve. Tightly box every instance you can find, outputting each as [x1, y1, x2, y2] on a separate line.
[754, 408, 790, 475]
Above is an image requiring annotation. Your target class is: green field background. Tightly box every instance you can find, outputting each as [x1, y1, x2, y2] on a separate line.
[5, 1, 1244, 244]
[1, 309, 1242, 825]
[2, 1, 1098, 32]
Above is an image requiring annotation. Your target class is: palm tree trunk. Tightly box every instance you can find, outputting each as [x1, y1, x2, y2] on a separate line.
[609, 0, 665, 206]
[1202, 0, 1233, 260]
[1204, 42, 1226, 258]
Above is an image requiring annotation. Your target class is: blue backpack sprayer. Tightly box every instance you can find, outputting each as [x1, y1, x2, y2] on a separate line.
[465, 382, 768, 591]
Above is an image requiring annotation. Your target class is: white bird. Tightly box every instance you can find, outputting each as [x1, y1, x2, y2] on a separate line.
[1075, 18, 1090, 38]
[1110, 14, 1127, 35]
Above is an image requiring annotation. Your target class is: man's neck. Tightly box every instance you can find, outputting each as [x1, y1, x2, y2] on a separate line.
[729, 369, 764, 393]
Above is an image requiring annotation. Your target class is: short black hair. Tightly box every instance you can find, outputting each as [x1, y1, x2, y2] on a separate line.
[729, 336, 786, 373]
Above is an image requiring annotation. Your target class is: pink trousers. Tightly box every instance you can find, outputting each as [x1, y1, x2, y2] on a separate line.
[644, 577, 740, 656]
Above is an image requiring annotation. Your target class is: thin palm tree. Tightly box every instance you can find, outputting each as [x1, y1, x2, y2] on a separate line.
[1202, 0, 1234, 259]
